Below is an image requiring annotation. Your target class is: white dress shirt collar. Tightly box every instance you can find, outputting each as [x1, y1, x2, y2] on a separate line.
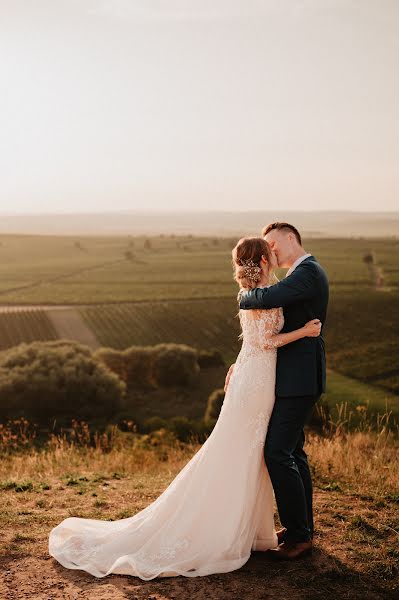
[285, 253, 312, 278]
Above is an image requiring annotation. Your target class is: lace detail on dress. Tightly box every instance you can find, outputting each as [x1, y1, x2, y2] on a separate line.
[238, 306, 284, 363]
[78, 539, 100, 561]
[238, 278, 284, 357]
[246, 412, 270, 453]
[220, 300, 284, 416]
[61, 533, 102, 563]
[136, 538, 190, 569]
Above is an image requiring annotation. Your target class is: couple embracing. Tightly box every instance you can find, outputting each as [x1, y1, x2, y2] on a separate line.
[49, 222, 329, 580]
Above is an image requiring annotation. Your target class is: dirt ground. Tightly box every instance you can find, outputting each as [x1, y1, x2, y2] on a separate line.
[0, 550, 385, 600]
[1, 470, 397, 600]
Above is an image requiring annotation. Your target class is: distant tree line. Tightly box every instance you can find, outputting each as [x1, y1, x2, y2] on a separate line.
[0, 341, 224, 427]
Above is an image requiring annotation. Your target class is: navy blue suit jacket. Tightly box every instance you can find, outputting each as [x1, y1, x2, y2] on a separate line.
[239, 255, 329, 397]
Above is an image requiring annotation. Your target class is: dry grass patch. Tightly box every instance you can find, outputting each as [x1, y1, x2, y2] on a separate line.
[0, 427, 398, 599]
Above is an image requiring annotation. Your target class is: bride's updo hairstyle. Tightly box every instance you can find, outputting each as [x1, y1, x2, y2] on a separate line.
[232, 237, 272, 290]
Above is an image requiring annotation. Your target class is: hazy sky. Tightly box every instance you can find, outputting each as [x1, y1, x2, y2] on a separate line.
[1, 0, 398, 214]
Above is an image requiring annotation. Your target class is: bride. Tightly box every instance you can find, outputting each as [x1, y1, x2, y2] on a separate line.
[48, 236, 321, 580]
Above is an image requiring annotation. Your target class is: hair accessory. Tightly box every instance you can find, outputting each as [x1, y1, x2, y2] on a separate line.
[240, 259, 262, 282]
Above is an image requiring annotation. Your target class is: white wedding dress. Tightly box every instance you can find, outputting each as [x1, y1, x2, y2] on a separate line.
[48, 301, 284, 580]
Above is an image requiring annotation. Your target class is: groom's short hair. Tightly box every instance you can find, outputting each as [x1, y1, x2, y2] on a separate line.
[262, 222, 302, 246]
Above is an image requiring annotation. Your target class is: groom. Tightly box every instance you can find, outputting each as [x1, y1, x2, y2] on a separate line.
[239, 222, 329, 560]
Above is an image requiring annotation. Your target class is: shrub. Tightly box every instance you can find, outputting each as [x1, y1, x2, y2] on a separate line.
[142, 416, 168, 433]
[124, 346, 154, 387]
[205, 388, 225, 422]
[168, 416, 212, 443]
[197, 349, 225, 368]
[0, 341, 125, 424]
[96, 343, 200, 389]
[124, 250, 135, 261]
[152, 343, 200, 387]
[95, 347, 126, 380]
[95, 346, 153, 388]
[168, 416, 196, 442]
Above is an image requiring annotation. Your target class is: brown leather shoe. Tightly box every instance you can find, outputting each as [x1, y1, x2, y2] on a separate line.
[266, 540, 313, 560]
[276, 527, 287, 544]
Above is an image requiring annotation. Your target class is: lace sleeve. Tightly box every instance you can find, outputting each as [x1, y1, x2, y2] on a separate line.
[260, 310, 284, 350]
[239, 308, 283, 351]
[263, 336, 283, 349]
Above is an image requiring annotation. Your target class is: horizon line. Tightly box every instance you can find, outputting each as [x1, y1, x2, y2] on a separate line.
[1, 208, 398, 217]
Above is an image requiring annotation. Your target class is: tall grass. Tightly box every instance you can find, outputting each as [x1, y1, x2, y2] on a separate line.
[0, 419, 195, 482]
[308, 401, 399, 496]
[1, 405, 398, 498]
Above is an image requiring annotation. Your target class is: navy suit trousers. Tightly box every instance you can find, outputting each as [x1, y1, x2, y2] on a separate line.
[264, 394, 319, 543]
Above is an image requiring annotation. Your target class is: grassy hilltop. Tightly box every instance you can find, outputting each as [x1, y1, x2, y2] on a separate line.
[1, 418, 398, 599]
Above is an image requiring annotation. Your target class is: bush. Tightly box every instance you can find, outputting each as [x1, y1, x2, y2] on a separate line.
[124, 346, 154, 387]
[0, 341, 125, 424]
[94, 347, 126, 380]
[197, 349, 225, 368]
[96, 346, 154, 389]
[168, 416, 212, 443]
[205, 388, 225, 422]
[142, 416, 168, 433]
[97, 343, 200, 389]
[152, 343, 200, 387]
[168, 416, 197, 442]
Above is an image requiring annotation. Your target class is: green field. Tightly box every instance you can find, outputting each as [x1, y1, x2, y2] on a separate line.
[79, 290, 398, 397]
[0, 234, 398, 403]
[323, 369, 399, 418]
[0, 309, 58, 348]
[0, 234, 398, 304]
[81, 299, 240, 354]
